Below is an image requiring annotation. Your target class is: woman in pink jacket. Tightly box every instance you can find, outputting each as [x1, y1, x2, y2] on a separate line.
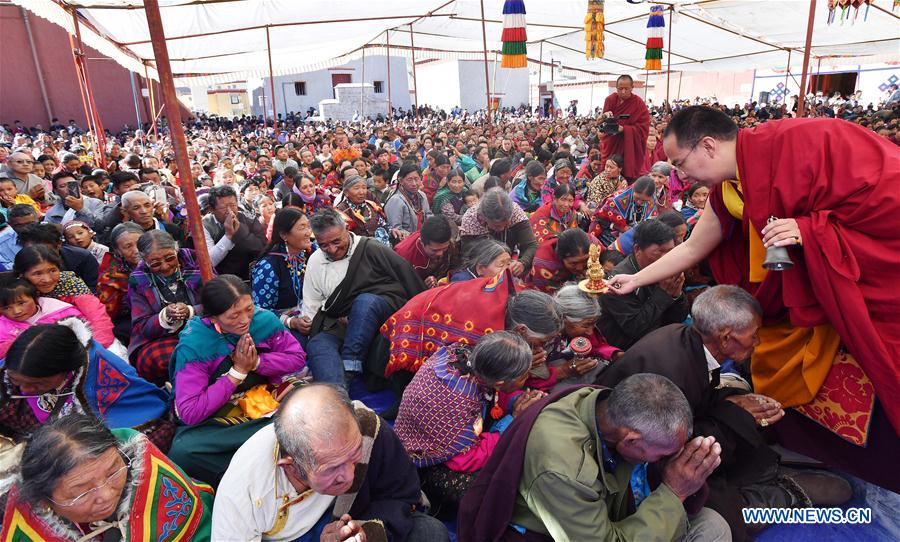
[13, 245, 121, 356]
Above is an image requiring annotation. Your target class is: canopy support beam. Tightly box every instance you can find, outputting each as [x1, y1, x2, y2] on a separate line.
[410, 24, 419, 119]
[69, 9, 107, 170]
[798, 0, 817, 117]
[266, 26, 277, 128]
[143, 0, 215, 282]
[479, 0, 491, 125]
[360, 46, 366, 120]
[386, 30, 392, 120]
[666, 6, 673, 105]
[145, 62, 159, 139]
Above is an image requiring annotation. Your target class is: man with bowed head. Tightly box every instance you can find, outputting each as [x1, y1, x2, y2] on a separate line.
[459, 373, 729, 541]
[213, 383, 449, 542]
[600, 75, 651, 180]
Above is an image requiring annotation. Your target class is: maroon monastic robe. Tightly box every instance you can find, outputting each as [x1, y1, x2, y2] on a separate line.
[600, 92, 651, 179]
[708, 118, 900, 432]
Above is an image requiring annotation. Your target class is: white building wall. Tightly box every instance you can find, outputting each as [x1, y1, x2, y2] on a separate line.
[414, 60, 461, 112]
[457, 60, 529, 111]
[256, 55, 411, 119]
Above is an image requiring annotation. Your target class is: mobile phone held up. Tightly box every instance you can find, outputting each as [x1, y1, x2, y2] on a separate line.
[66, 180, 81, 199]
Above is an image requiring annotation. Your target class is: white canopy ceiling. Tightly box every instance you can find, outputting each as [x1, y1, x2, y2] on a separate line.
[13, 0, 900, 87]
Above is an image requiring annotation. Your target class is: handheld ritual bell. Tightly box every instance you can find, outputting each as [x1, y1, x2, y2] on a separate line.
[762, 216, 794, 271]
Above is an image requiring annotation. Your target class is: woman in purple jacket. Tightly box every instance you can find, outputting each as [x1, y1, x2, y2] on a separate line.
[166, 274, 306, 486]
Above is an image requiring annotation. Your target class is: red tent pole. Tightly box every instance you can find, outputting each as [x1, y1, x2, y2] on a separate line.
[71, 10, 108, 169]
[143, 0, 214, 282]
[797, 0, 817, 117]
[410, 24, 419, 119]
[386, 30, 393, 120]
[67, 29, 95, 144]
[266, 26, 277, 130]
[479, 0, 492, 125]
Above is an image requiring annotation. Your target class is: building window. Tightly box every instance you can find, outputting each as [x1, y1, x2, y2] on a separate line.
[294, 81, 307, 96]
[229, 95, 241, 104]
[373, 81, 384, 93]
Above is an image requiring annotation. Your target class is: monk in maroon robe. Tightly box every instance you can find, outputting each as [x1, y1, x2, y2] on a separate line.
[607, 106, 900, 490]
[600, 75, 651, 180]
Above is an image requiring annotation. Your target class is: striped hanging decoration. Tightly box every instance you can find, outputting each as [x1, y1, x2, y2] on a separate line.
[585, 0, 605, 59]
[827, 0, 874, 24]
[501, 0, 527, 68]
[644, 5, 665, 70]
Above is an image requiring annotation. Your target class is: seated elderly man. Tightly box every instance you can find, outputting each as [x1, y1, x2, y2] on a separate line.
[120, 190, 184, 242]
[598, 285, 852, 539]
[598, 219, 689, 349]
[459, 374, 729, 542]
[203, 185, 267, 280]
[213, 384, 449, 542]
[300, 209, 425, 386]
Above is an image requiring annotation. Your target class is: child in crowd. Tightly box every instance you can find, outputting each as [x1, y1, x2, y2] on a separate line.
[0, 178, 41, 218]
[0, 273, 87, 357]
[62, 220, 109, 265]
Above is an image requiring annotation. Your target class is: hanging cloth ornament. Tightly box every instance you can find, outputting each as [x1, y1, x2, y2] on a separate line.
[827, 0, 873, 24]
[644, 5, 665, 71]
[501, 0, 528, 68]
[584, 0, 605, 59]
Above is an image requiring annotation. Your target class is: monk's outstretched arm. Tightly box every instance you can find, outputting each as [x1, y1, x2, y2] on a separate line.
[615, 205, 723, 292]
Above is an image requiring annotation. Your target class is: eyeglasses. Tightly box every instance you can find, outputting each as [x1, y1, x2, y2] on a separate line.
[147, 253, 178, 270]
[671, 142, 699, 174]
[48, 453, 131, 507]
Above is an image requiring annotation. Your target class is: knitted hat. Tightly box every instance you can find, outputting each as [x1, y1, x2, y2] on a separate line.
[343, 174, 366, 192]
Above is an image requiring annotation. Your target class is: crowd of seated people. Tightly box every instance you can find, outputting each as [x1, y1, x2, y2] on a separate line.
[0, 90, 895, 541]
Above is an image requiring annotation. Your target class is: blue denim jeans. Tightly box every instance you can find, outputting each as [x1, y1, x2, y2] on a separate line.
[305, 293, 393, 387]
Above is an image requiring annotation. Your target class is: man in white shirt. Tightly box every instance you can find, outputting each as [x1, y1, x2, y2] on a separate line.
[300, 209, 425, 387]
[212, 384, 449, 542]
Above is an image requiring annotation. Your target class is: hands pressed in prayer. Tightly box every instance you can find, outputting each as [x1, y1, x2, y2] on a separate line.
[659, 273, 686, 298]
[165, 302, 190, 321]
[223, 209, 240, 239]
[530, 348, 548, 370]
[424, 276, 437, 288]
[512, 389, 546, 417]
[556, 357, 599, 380]
[231, 334, 259, 375]
[725, 393, 784, 427]
[662, 436, 722, 502]
[321, 514, 366, 542]
[294, 316, 313, 335]
[760, 218, 802, 248]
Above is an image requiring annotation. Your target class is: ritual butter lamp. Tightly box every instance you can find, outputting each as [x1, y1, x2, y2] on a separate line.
[579, 244, 609, 294]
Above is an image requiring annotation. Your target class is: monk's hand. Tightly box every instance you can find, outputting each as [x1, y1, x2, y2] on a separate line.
[726, 393, 784, 426]
[508, 260, 525, 277]
[662, 436, 722, 502]
[761, 218, 802, 248]
[605, 273, 640, 295]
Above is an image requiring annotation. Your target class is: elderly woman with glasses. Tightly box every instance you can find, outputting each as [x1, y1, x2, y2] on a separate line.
[127, 230, 209, 386]
[1, 414, 212, 541]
